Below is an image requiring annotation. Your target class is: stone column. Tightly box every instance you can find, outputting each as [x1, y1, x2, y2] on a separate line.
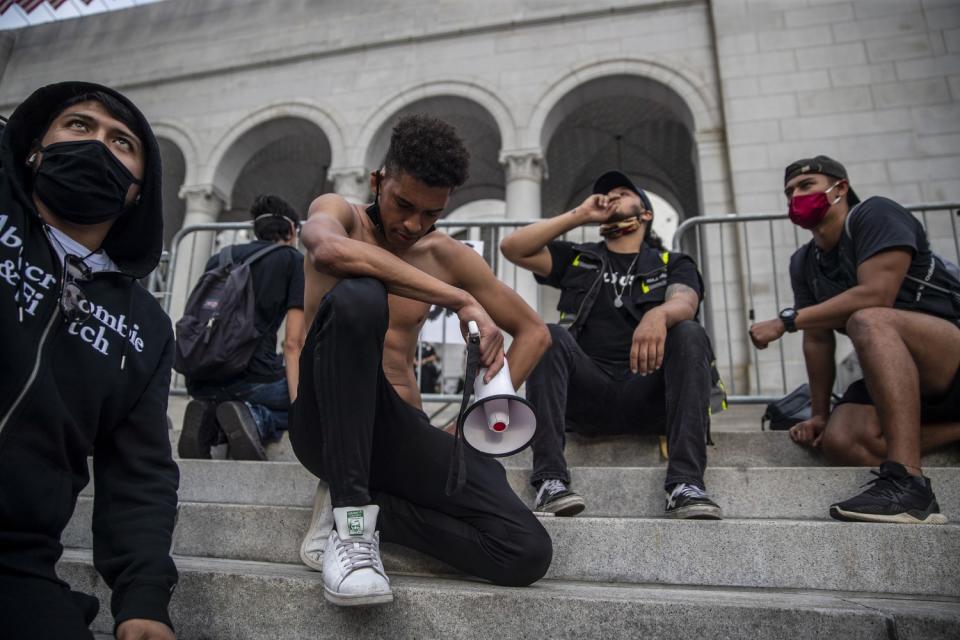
[500, 150, 545, 313]
[167, 184, 226, 321]
[330, 166, 371, 204]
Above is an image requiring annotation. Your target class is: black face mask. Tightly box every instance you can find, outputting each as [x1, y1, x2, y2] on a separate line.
[365, 173, 435, 236]
[33, 140, 142, 225]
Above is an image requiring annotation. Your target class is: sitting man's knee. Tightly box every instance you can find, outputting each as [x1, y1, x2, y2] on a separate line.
[818, 422, 851, 463]
[492, 526, 553, 587]
[547, 323, 574, 346]
[530, 324, 574, 369]
[665, 320, 709, 352]
[819, 407, 879, 466]
[328, 277, 388, 327]
[845, 307, 895, 342]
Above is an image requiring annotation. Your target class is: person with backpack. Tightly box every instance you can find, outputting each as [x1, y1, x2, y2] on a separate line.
[749, 156, 960, 525]
[176, 194, 305, 461]
[0, 82, 178, 639]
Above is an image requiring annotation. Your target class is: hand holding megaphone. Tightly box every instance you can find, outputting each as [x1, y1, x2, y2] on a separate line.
[461, 321, 537, 457]
[458, 303, 504, 382]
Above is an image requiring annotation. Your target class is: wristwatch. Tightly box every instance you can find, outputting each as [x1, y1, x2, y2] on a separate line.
[779, 307, 798, 333]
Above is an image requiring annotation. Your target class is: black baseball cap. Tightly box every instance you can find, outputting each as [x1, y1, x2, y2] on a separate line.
[783, 155, 860, 205]
[592, 171, 654, 212]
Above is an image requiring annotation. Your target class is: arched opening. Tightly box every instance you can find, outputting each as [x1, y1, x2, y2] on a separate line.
[157, 137, 186, 250]
[539, 74, 700, 224]
[364, 96, 504, 215]
[214, 117, 332, 224]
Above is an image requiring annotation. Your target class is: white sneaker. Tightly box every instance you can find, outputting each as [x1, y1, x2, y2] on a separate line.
[299, 481, 333, 571]
[322, 504, 392, 606]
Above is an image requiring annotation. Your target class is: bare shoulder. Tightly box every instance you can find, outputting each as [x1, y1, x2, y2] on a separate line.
[307, 193, 357, 231]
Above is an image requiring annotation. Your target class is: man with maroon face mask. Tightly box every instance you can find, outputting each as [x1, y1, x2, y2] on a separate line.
[749, 155, 960, 525]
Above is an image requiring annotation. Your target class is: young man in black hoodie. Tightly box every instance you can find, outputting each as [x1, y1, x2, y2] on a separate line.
[0, 83, 178, 639]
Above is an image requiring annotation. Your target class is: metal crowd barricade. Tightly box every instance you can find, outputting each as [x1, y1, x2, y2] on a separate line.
[157, 202, 958, 403]
[672, 202, 960, 404]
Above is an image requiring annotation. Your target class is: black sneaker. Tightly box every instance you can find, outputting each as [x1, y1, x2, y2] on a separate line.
[177, 400, 220, 459]
[533, 479, 586, 516]
[830, 461, 948, 524]
[215, 401, 267, 461]
[665, 483, 722, 519]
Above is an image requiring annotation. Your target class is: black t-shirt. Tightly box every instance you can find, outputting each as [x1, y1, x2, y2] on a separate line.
[790, 196, 960, 324]
[203, 240, 305, 383]
[544, 241, 703, 371]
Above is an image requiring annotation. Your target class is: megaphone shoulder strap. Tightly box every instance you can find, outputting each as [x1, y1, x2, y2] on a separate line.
[446, 333, 481, 496]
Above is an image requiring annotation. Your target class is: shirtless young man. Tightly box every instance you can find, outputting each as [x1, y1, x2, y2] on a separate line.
[290, 115, 553, 606]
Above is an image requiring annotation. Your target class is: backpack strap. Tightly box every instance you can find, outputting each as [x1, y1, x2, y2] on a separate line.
[218, 245, 235, 269]
[842, 201, 864, 240]
[241, 243, 286, 267]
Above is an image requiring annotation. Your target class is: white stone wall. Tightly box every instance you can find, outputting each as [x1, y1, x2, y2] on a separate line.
[709, 0, 960, 396]
[2, 0, 957, 398]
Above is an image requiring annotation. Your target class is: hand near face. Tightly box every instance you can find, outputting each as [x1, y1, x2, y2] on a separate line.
[576, 194, 619, 224]
[116, 619, 175, 640]
[749, 319, 786, 349]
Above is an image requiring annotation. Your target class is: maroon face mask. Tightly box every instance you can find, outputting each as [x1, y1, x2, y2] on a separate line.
[788, 181, 843, 229]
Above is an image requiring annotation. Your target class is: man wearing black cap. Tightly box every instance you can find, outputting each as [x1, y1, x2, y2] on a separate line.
[501, 171, 722, 519]
[750, 155, 960, 524]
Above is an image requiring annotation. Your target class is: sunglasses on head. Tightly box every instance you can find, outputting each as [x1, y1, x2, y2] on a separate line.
[60, 253, 92, 323]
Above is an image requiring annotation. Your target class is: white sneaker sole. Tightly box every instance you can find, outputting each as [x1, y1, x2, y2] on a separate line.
[830, 506, 948, 524]
[299, 482, 332, 572]
[323, 586, 394, 606]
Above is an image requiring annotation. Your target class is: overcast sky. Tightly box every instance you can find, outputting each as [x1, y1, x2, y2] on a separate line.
[1, 0, 164, 30]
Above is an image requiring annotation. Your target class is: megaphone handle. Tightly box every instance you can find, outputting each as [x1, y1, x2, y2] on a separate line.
[446, 323, 482, 496]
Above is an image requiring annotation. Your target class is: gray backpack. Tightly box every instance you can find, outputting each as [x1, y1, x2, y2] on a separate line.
[174, 243, 283, 382]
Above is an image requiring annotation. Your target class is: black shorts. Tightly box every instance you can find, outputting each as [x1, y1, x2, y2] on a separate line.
[838, 368, 960, 423]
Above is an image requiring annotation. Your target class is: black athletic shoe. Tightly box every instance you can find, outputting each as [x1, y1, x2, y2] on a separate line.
[177, 400, 220, 459]
[830, 461, 948, 524]
[665, 483, 722, 519]
[215, 401, 267, 461]
[533, 479, 586, 516]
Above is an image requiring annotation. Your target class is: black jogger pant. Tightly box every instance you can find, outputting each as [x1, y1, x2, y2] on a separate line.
[290, 277, 552, 587]
[527, 322, 713, 491]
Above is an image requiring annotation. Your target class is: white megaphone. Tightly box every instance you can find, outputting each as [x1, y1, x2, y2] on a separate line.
[461, 321, 537, 457]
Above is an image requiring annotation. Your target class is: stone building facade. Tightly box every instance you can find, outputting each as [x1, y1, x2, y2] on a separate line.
[0, 0, 957, 397]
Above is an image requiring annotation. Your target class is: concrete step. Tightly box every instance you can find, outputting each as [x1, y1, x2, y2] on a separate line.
[58, 550, 960, 640]
[169, 429, 960, 467]
[89, 459, 960, 520]
[64, 500, 960, 596]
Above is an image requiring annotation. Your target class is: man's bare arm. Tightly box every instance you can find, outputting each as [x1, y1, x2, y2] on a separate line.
[803, 329, 836, 419]
[500, 194, 616, 276]
[653, 283, 699, 328]
[789, 328, 836, 447]
[794, 249, 912, 331]
[751, 249, 913, 349]
[301, 194, 507, 365]
[301, 194, 470, 310]
[283, 308, 305, 402]
[449, 242, 551, 388]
